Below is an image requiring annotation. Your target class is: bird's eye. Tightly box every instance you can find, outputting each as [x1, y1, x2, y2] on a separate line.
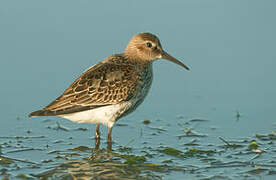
[146, 42, 152, 48]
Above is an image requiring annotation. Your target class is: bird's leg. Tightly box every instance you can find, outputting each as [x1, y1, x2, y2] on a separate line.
[95, 124, 100, 150]
[107, 126, 113, 143]
[107, 127, 113, 150]
[95, 124, 100, 139]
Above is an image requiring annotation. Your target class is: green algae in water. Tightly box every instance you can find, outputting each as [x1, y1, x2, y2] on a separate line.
[0, 157, 14, 165]
[245, 167, 267, 175]
[248, 141, 258, 150]
[16, 173, 33, 180]
[185, 148, 215, 157]
[123, 155, 146, 165]
[159, 148, 185, 158]
[143, 120, 151, 125]
[70, 146, 93, 152]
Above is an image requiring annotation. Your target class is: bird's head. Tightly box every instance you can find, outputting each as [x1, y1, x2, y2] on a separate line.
[124, 33, 189, 70]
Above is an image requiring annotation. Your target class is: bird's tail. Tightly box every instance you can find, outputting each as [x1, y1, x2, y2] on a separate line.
[28, 109, 55, 117]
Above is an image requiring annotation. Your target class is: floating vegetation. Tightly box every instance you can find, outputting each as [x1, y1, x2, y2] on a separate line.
[123, 154, 146, 165]
[16, 173, 33, 180]
[159, 147, 184, 158]
[248, 141, 258, 150]
[143, 119, 151, 125]
[159, 147, 215, 159]
[70, 146, 93, 152]
[188, 119, 209, 122]
[185, 148, 215, 157]
[0, 157, 14, 165]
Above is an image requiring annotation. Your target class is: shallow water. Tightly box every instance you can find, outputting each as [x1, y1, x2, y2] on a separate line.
[1, 0, 276, 179]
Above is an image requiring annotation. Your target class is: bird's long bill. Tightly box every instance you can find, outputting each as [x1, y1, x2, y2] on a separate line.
[161, 51, 190, 70]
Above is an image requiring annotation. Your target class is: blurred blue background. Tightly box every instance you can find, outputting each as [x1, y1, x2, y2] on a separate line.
[0, 0, 275, 137]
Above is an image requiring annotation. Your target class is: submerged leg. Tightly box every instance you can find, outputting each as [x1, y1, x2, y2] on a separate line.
[107, 126, 113, 150]
[95, 124, 100, 150]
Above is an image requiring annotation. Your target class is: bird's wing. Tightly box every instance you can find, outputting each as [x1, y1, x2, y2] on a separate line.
[29, 57, 140, 117]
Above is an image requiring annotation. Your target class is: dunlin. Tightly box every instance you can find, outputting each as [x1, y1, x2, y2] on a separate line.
[29, 33, 189, 148]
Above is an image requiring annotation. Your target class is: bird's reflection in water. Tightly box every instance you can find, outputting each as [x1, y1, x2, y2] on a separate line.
[32, 146, 163, 180]
[95, 135, 112, 152]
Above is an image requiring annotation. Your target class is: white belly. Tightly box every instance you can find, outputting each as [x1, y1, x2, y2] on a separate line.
[59, 103, 131, 128]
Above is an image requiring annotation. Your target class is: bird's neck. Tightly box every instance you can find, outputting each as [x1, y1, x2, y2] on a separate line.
[122, 52, 151, 67]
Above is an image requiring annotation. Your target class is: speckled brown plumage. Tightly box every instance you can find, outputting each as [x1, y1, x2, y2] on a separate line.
[29, 32, 189, 147]
[29, 55, 151, 117]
